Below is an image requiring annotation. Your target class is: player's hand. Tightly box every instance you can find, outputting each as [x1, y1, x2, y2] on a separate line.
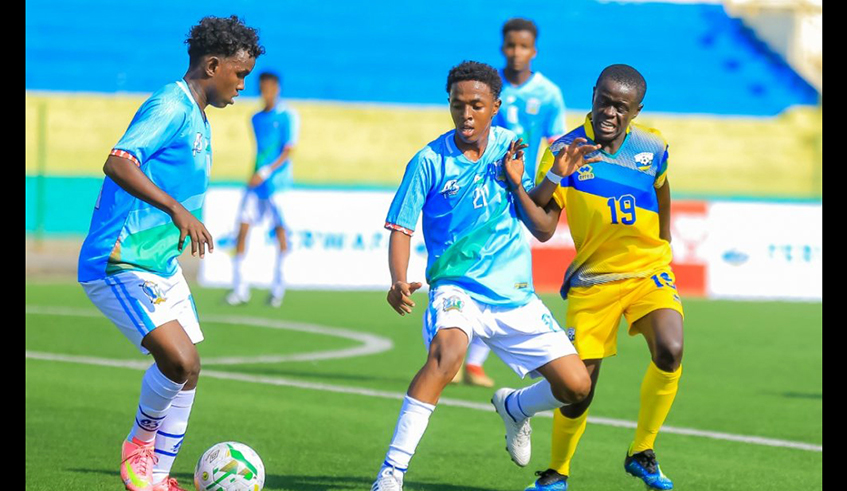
[248, 172, 264, 188]
[503, 138, 529, 190]
[551, 138, 602, 178]
[172, 205, 214, 258]
[387, 280, 423, 316]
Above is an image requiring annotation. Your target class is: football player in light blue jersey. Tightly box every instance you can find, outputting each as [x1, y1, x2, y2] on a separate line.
[466, 18, 568, 388]
[226, 71, 299, 308]
[371, 61, 590, 491]
[77, 16, 263, 491]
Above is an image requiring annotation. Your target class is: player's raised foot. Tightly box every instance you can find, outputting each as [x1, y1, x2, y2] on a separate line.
[371, 464, 404, 491]
[120, 438, 157, 491]
[624, 447, 673, 490]
[465, 364, 494, 387]
[524, 469, 568, 491]
[490, 388, 532, 466]
[224, 290, 250, 306]
[267, 293, 283, 308]
[151, 477, 188, 491]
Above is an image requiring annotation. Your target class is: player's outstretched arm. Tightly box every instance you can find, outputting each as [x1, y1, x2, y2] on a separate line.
[386, 230, 422, 316]
[103, 154, 214, 258]
[249, 145, 294, 188]
[504, 140, 561, 242]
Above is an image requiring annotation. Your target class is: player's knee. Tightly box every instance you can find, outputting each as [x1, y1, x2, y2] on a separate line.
[552, 374, 591, 405]
[167, 351, 201, 384]
[653, 340, 683, 372]
[427, 346, 464, 382]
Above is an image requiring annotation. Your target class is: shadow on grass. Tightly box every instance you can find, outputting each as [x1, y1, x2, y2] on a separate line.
[68, 469, 499, 491]
[781, 391, 822, 400]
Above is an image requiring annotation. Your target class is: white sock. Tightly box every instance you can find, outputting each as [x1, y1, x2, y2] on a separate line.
[152, 388, 196, 483]
[383, 395, 436, 472]
[271, 250, 287, 299]
[232, 253, 249, 298]
[465, 337, 491, 367]
[505, 380, 565, 421]
[128, 364, 185, 443]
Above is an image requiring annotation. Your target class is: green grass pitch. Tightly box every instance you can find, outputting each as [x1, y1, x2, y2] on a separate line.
[26, 282, 822, 490]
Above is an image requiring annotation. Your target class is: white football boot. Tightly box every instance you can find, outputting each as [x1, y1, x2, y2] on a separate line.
[224, 290, 250, 306]
[371, 465, 404, 491]
[491, 388, 532, 467]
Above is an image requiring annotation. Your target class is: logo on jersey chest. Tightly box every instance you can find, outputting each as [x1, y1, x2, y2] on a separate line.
[634, 152, 654, 171]
[526, 98, 541, 115]
[440, 179, 461, 197]
[577, 164, 595, 181]
[192, 132, 207, 156]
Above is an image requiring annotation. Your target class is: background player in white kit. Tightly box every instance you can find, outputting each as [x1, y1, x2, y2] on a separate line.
[76, 16, 263, 491]
[461, 17, 568, 388]
[226, 71, 299, 307]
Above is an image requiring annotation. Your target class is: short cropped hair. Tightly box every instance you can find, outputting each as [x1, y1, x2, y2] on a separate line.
[597, 64, 647, 103]
[446, 61, 502, 99]
[185, 15, 265, 66]
[502, 18, 538, 41]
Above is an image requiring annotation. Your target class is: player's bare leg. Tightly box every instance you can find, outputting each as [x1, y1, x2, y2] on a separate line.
[226, 222, 252, 305]
[121, 321, 199, 491]
[526, 359, 602, 490]
[373, 328, 467, 490]
[268, 225, 288, 307]
[625, 308, 684, 489]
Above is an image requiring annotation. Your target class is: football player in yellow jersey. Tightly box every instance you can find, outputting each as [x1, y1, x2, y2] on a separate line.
[515, 65, 683, 491]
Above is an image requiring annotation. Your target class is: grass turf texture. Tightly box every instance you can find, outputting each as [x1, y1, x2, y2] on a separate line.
[26, 282, 822, 490]
[26, 93, 822, 199]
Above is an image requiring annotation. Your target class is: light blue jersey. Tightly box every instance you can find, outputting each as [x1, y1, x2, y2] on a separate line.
[252, 102, 298, 198]
[385, 126, 536, 307]
[78, 80, 212, 282]
[493, 70, 566, 180]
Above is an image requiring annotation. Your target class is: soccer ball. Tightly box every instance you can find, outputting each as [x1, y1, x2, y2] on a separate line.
[194, 442, 265, 491]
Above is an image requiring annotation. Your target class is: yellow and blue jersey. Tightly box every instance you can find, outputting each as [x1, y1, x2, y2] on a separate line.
[493, 71, 566, 180]
[385, 126, 536, 307]
[78, 80, 212, 282]
[535, 114, 672, 298]
[251, 102, 298, 198]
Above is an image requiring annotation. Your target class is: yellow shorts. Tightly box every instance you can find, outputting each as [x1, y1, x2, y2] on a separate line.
[564, 269, 684, 360]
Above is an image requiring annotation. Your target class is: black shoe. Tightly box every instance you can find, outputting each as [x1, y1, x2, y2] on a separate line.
[624, 448, 673, 489]
[524, 468, 568, 491]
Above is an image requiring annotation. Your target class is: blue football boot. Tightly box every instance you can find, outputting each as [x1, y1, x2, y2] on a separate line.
[624, 448, 673, 489]
[524, 469, 568, 491]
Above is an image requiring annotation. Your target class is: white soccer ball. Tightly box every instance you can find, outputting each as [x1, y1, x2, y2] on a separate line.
[194, 441, 265, 491]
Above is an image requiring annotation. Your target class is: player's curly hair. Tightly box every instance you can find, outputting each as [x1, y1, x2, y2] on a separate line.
[502, 18, 538, 41]
[597, 64, 647, 104]
[446, 61, 502, 99]
[185, 15, 265, 66]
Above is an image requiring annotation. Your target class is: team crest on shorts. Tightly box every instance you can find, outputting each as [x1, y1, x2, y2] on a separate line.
[442, 296, 464, 313]
[140, 281, 167, 305]
[634, 152, 654, 171]
[566, 327, 576, 342]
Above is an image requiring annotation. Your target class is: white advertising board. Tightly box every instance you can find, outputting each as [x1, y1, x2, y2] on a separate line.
[704, 202, 821, 301]
[198, 187, 428, 290]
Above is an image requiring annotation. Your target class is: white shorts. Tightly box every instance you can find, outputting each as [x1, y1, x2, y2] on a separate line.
[80, 268, 203, 355]
[423, 285, 577, 379]
[237, 188, 286, 229]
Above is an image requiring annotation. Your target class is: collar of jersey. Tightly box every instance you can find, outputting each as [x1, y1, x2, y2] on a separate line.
[500, 68, 538, 91]
[176, 79, 208, 124]
[583, 112, 632, 158]
[446, 126, 496, 164]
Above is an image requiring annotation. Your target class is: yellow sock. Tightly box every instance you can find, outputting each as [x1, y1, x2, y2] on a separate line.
[631, 362, 682, 454]
[549, 408, 589, 476]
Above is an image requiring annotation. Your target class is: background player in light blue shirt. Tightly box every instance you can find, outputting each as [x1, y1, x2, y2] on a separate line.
[466, 17, 569, 388]
[76, 16, 263, 491]
[227, 71, 299, 307]
[372, 61, 590, 491]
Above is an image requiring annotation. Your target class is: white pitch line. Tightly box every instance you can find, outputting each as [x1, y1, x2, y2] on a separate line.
[25, 305, 393, 365]
[25, 350, 822, 453]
